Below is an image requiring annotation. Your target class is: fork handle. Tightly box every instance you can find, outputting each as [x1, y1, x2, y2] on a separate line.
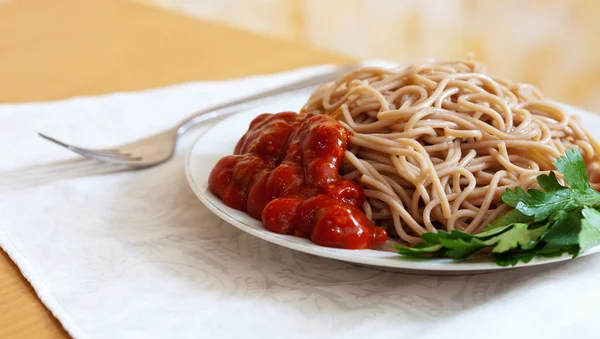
[173, 64, 357, 135]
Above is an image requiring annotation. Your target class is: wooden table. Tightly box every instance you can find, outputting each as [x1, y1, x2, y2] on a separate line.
[0, 0, 349, 337]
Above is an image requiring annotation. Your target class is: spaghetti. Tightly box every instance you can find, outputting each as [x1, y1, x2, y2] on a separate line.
[302, 60, 600, 244]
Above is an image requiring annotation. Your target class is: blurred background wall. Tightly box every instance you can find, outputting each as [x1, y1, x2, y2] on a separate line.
[143, 0, 600, 111]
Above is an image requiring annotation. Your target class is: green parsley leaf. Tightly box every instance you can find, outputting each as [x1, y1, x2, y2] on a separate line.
[542, 209, 581, 248]
[579, 207, 600, 256]
[488, 223, 546, 253]
[554, 148, 590, 191]
[436, 231, 487, 259]
[394, 244, 442, 257]
[485, 209, 532, 231]
[475, 224, 513, 238]
[501, 186, 528, 209]
[501, 150, 600, 221]
[538, 244, 579, 258]
[421, 232, 441, 244]
[503, 186, 578, 221]
[493, 250, 537, 267]
[537, 171, 565, 192]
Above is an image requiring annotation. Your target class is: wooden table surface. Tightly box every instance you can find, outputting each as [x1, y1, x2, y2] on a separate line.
[0, 0, 349, 337]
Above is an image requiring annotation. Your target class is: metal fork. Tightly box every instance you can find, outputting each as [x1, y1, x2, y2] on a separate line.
[39, 64, 356, 169]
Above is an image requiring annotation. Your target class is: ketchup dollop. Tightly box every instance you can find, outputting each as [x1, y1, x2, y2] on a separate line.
[208, 112, 387, 249]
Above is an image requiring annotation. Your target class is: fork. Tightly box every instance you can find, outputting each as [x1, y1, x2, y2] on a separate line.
[39, 64, 356, 169]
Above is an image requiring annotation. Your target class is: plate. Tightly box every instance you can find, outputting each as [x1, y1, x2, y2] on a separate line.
[185, 91, 600, 274]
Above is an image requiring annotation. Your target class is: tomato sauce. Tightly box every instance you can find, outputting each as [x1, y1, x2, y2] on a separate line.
[208, 112, 387, 249]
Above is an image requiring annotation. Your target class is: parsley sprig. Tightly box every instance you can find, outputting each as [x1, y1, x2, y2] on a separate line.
[395, 149, 600, 266]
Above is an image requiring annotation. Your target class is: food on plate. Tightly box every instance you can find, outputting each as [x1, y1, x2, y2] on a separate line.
[209, 112, 387, 249]
[395, 149, 600, 266]
[209, 60, 600, 265]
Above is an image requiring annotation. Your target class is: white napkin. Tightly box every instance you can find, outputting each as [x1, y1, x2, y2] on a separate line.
[2, 64, 600, 339]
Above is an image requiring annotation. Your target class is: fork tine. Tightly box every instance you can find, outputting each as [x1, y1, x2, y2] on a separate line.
[38, 133, 139, 162]
[71, 147, 138, 161]
[38, 133, 70, 148]
[68, 147, 143, 164]
[84, 149, 132, 157]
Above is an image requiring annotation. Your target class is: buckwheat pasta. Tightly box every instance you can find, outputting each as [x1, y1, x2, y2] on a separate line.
[302, 60, 600, 244]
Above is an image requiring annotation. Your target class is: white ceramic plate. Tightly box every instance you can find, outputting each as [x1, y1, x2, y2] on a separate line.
[185, 90, 600, 274]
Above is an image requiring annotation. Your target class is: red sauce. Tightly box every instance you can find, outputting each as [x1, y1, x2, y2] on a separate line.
[208, 112, 387, 249]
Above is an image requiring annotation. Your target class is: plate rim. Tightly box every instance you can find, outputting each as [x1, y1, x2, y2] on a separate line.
[184, 101, 600, 273]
